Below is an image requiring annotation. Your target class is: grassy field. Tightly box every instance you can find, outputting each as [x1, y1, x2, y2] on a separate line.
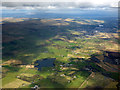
[81, 72, 118, 88]
[3, 79, 30, 88]
[2, 18, 119, 88]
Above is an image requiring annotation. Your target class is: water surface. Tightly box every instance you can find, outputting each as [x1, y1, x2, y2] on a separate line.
[34, 58, 56, 70]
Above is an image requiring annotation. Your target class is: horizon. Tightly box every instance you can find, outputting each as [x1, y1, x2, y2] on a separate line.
[1, 0, 119, 89]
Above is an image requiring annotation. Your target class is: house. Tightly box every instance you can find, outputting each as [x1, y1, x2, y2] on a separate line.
[60, 74, 65, 77]
[73, 76, 76, 78]
[60, 65, 63, 67]
[33, 85, 40, 89]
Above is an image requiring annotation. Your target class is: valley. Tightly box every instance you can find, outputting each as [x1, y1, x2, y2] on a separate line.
[2, 17, 119, 89]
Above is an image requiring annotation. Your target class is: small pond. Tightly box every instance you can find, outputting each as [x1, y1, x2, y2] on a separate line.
[34, 58, 56, 70]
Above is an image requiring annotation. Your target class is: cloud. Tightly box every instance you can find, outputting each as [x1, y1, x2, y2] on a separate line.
[1, 0, 119, 10]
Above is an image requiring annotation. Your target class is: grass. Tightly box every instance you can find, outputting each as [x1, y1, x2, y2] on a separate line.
[3, 79, 30, 88]
[67, 75, 87, 88]
[2, 67, 37, 86]
[2, 18, 119, 88]
[81, 72, 117, 88]
[2, 72, 19, 86]
[37, 70, 55, 78]
[2, 65, 20, 72]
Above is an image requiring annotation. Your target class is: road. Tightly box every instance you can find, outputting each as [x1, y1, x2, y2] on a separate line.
[78, 72, 94, 89]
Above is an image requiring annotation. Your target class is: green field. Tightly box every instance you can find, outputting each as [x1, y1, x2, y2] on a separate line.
[2, 18, 119, 88]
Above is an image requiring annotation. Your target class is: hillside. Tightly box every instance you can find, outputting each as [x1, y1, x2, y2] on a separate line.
[2, 18, 119, 89]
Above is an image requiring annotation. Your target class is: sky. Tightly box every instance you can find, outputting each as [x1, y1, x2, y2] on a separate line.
[1, 0, 119, 10]
[1, 0, 119, 18]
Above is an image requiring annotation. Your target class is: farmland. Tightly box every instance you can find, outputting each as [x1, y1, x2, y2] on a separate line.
[2, 17, 119, 88]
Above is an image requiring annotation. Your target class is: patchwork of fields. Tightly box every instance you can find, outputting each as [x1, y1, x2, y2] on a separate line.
[2, 18, 119, 88]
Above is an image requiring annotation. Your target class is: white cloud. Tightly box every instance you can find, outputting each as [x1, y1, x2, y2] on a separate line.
[1, 0, 119, 10]
[47, 6, 56, 9]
